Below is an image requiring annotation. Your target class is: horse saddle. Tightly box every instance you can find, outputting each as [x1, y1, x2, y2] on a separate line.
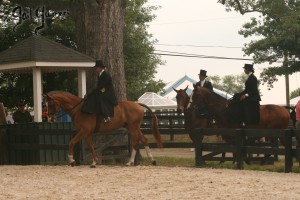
[81, 94, 97, 114]
[225, 99, 243, 124]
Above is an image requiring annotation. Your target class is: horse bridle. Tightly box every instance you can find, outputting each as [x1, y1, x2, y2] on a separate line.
[191, 89, 232, 109]
[45, 94, 84, 120]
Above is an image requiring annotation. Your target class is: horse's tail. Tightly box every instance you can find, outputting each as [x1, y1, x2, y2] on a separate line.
[284, 105, 296, 127]
[139, 103, 163, 148]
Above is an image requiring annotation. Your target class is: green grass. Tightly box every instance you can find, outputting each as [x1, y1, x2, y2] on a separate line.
[139, 156, 300, 173]
[143, 134, 300, 173]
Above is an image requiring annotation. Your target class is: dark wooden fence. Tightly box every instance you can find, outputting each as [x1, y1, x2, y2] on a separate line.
[0, 123, 130, 165]
[0, 123, 74, 164]
[1, 110, 299, 173]
[192, 128, 300, 173]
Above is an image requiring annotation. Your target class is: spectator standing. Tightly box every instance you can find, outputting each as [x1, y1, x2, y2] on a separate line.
[296, 98, 300, 130]
[13, 100, 33, 124]
[42, 102, 48, 122]
[5, 110, 14, 124]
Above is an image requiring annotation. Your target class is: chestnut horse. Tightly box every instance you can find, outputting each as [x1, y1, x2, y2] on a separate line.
[173, 86, 209, 143]
[45, 92, 163, 167]
[190, 86, 290, 144]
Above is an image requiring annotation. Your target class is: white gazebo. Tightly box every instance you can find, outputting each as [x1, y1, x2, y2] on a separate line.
[0, 35, 95, 122]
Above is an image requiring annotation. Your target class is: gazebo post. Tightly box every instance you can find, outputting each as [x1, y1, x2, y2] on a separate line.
[0, 36, 95, 120]
[78, 69, 86, 98]
[33, 67, 42, 122]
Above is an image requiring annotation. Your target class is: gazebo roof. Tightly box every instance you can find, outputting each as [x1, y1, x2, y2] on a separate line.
[0, 35, 94, 122]
[0, 35, 95, 72]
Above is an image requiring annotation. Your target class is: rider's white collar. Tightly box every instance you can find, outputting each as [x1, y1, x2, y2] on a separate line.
[246, 72, 253, 79]
[99, 70, 104, 77]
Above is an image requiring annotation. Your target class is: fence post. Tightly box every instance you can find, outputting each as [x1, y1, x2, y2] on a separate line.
[169, 118, 174, 141]
[284, 129, 293, 173]
[235, 129, 244, 170]
[194, 128, 204, 166]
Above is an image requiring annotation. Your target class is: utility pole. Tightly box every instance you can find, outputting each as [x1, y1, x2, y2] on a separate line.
[284, 54, 290, 106]
[285, 74, 290, 106]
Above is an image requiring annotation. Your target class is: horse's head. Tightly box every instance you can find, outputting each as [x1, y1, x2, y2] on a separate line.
[43, 94, 61, 122]
[173, 86, 189, 114]
[191, 85, 208, 109]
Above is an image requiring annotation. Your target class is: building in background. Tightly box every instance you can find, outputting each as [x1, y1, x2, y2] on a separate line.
[290, 96, 300, 106]
[161, 75, 232, 101]
[138, 92, 177, 112]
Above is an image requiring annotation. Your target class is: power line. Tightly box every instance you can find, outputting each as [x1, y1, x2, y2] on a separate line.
[153, 50, 253, 61]
[155, 43, 243, 49]
[149, 17, 242, 25]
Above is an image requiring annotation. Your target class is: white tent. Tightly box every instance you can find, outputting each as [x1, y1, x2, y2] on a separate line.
[290, 96, 300, 106]
[161, 75, 232, 101]
[138, 92, 177, 111]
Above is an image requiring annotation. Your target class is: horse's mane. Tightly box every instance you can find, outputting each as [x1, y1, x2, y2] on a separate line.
[198, 87, 228, 102]
[47, 91, 82, 103]
[47, 90, 74, 95]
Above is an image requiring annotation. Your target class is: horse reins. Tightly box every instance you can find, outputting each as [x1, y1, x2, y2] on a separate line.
[47, 95, 84, 118]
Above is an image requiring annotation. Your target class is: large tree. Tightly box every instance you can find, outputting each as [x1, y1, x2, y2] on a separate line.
[209, 74, 247, 95]
[219, 0, 300, 89]
[5, 0, 127, 100]
[0, 0, 164, 106]
[70, 0, 127, 100]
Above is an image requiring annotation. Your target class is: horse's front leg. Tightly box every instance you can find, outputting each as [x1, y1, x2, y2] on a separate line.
[85, 135, 98, 168]
[68, 131, 84, 167]
[126, 147, 137, 166]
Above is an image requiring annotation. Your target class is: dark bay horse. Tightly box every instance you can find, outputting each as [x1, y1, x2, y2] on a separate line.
[45, 92, 163, 167]
[173, 86, 211, 143]
[190, 86, 290, 144]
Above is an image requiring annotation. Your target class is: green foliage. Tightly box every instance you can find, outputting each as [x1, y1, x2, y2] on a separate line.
[0, 0, 165, 107]
[0, 73, 33, 108]
[290, 88, 300, 99]
[209, 74, 247, 95]
[0, 9, 78, 107]
[221, 0, 300, 89]
[124, 0, 165, 101]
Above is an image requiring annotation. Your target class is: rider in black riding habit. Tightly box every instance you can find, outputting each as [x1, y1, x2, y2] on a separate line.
[195, 69, 214, 122]
[81, 60, 117, 123]
[234, 64, 261, 125]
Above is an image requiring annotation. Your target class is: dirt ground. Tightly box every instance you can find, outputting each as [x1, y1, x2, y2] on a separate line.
[1, 159, 300, 200]
[140, 147, 195, 158]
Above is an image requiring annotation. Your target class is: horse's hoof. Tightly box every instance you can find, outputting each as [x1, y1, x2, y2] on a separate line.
[90, 165, 96, 168]
[70, 161, 76, 167]
[152, 160, 157, 166]
[126, 161, 133, 166]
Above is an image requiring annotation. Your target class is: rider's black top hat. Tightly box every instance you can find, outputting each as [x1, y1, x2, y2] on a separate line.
[198, 69, 207, 77]
[243, 64, 254, 72]
[94, 60, 105, 68]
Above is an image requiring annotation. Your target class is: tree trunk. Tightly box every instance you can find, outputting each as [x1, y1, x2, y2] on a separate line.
[71, 0, 127, 101]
